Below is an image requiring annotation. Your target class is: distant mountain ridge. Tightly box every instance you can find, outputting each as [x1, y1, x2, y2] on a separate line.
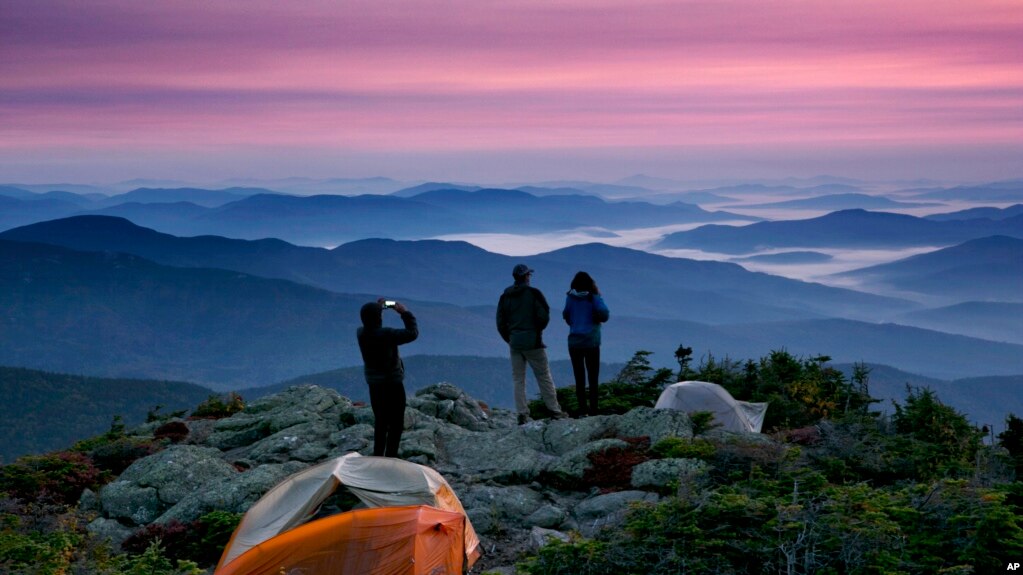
[731, 193, 939, 211]
[0, 194, 83, 229]
[100, 187, 268, 207]
[836, 235, 1023, 302]
[656, 209, 1023, 254]
[925, 204, 1023, 222]
[0, 366, 214, 463]
[895, 302, 1023, 345]
[399, 187, 755, 232]
[0, 238, 475, 387]
[1, 215, 914, 324]
[389, 182, 481, 196]
[835, 363, 1023, 428]
[0, 185, 756, 245]
[1, 234, 1022, 389]
[910, 180, 1023, 202]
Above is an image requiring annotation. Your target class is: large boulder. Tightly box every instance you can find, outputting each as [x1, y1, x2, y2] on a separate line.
[437, 426, 557, 482]
[409, 383, 497, 431]
[98, 445, 237, 525]
[530, 526, 571, 551]
[86, 517, 135, 552]
[156, 462, 308, 524]
[464, 484, 546, 519]
[328, 423, 374, 456]
[244, 385, 351, 417]
[543, 438, 629, 484]
[573, 490, 660, 537]
[525, 504, 570, 529]
[461, 484, 561, 533]
[527, 416, 618, 455]
[397, 428, 441, 462]
[205, 386, 352, 451]
[98, 482, 160, 526]
[630, 458, 709, 490]
[232, 420, 336, 464]
[613, 407, 694, 443]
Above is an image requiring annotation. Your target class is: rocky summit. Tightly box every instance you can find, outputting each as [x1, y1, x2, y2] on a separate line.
[79, 382, 756, 572]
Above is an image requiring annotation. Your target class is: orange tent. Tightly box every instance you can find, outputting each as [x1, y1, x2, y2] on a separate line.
[215, 453, 480, 574]
[215, 505, 466, 575]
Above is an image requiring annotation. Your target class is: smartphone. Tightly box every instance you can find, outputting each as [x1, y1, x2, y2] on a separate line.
[383, 300, 397, 308]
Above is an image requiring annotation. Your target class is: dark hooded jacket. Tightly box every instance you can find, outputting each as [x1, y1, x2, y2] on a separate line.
[357, 302, 418, 385]
[496, 282, 550, 351]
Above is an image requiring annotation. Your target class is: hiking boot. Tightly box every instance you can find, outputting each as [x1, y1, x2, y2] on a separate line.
[552, 411, 570, 420]
[517, 413, 531, 425]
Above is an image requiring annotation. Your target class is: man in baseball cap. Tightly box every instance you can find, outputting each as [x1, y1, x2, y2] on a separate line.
[496, 264, 568, 424]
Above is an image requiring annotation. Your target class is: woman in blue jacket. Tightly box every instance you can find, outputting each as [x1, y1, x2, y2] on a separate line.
[563, 271, 610, 416]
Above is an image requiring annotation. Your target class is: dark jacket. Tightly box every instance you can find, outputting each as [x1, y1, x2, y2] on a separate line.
[357, 307, 418, 385]
[562, 290, 610, 348]
[497, 283, 550, 351]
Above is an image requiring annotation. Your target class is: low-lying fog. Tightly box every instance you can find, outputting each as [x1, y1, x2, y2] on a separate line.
[434, 193, 1013, 292]
[434, 225, 936, 289]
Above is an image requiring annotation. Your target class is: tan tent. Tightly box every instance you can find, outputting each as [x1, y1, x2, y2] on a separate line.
[654, 381, 768, 433]
[215, 453, 480, 575]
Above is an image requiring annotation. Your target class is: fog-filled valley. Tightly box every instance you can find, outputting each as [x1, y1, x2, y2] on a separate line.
[2, 175, 1021, 461]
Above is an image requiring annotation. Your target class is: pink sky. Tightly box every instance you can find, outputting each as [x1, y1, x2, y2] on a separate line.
[1, 0, 1021, 184]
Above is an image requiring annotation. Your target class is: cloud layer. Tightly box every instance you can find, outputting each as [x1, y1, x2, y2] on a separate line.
[2, 0, 1021, 182]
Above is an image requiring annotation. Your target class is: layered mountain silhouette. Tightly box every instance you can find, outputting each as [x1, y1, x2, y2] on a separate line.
[0, 238, 504, 387]
[0, 186, 756, 245]
[217, 176, 406, 195]
[389, 182, 481, 196]
[835, 235, 1023, 302]
[731, 251, 833, 264]
[97, 187, 264, 207]
[2, 229, 1022, 389]
[895, 302, 1023, 345]
[1, 215, 913, 323]
[924, 204, 1023, 222]
[731, 193, 939, 211]
[909, 180, 1023, 202]
[655, 209, 1023, 254]
[0, 194, 83, 229]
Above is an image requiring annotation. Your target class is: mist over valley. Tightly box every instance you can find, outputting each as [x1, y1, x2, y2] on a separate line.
[1, 176, 1021, 456]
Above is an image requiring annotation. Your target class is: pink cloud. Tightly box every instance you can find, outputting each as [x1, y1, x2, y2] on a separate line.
[1, 0, 1020, 180]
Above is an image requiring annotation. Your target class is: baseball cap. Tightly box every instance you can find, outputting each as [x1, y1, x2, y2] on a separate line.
[512, 263, 534, 277]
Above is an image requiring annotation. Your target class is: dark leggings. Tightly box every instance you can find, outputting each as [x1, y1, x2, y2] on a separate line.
[569, 346, 600, 415]
[368, 380, 407, 457]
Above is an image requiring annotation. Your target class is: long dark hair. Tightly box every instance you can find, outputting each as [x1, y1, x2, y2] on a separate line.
[570, 271, 598, 294]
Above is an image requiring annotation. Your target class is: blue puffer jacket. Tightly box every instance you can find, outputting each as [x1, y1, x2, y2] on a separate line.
[562, 290, 610, 348]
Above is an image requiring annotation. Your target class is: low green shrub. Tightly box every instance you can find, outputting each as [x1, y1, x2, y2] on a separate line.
[687, 411, 720, 435]
[0, 507, 83, 574]
[119, 540, 202, 575]
[190, 393, 245, 419]
[649, 437, 716, 460]
[518, 537, 616, 575]
[86, 437, 162, 476]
